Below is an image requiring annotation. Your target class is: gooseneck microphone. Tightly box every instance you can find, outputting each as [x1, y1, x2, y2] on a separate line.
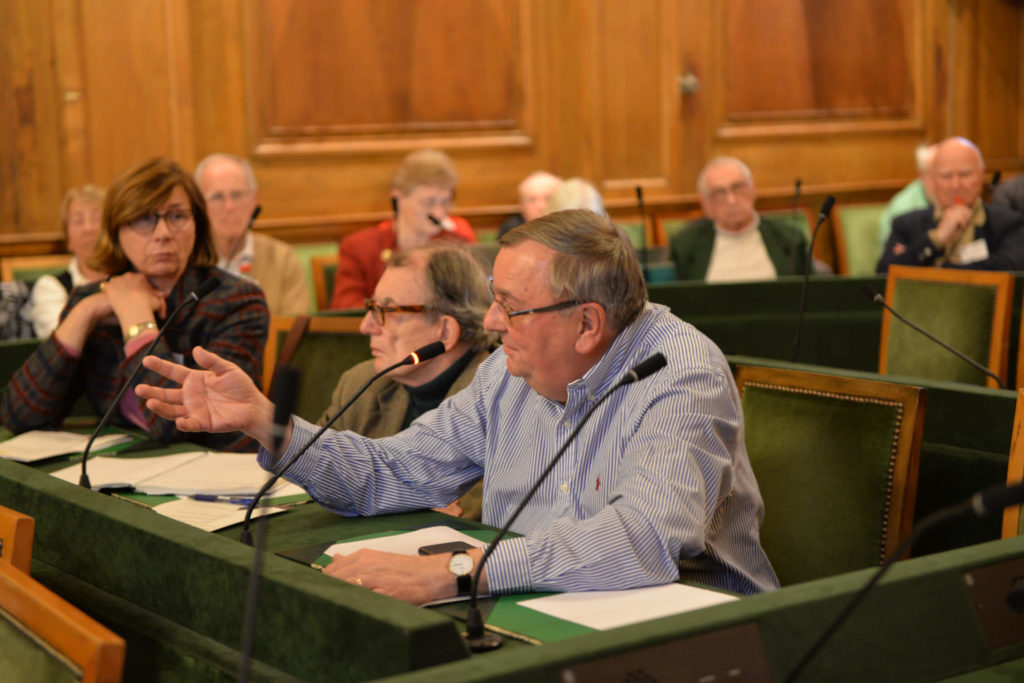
[239, 341, 446, 544]
[79, 276, 221, 488]
[989, 169, 1002, 193]
[861, 285, 1006, 389]
[248, 205, 262, 228]
[785, 480, 1024, 682]
[790, 195, 835, 362]
[464, 353, 668, 652]
[238, 366, 298, 683]
[635, 186, 649, 278]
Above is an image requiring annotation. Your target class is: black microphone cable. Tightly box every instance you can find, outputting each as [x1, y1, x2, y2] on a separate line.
[790, 195, 835, 363]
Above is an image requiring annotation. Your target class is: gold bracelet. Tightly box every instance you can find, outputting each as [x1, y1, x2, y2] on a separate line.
[125, 321, 158, 343]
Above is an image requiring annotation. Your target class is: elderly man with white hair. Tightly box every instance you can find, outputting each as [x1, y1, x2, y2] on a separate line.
[498, 171, 562, 237]
[670, 156, 808, 282]
[876, 136, 1024, 273]
[195, 153, 310, 315]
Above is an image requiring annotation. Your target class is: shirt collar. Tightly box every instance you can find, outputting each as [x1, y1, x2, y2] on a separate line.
[217, 231, 255, 277]
[565, 302, 662, 406]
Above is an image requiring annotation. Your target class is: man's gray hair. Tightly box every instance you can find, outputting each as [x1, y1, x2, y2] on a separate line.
[390, 244, 495, 350]
[194, 153, 258, 192]
[696, 156, 753, 196]
[500, 209, 646, 331]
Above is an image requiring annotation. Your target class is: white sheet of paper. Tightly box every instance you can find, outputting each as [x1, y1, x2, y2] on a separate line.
[0, 430, 132, 463]
[153, 498, 286, 532]
[323, 525, 487, 557]
[50, 451, 204, 489]
[134, 451, 280, 496]
[518, 583, 738, 631]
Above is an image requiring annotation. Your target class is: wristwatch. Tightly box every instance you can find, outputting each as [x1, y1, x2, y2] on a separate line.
[448, 550, 474, 596]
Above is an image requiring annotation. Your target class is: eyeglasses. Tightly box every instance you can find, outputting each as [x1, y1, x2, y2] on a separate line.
[364, 298, 434, 326]
[205, 189, 253, 205]
[125, 208, 194, 234]
[488, 278, 584, 327]
[705, 181, 752, 203]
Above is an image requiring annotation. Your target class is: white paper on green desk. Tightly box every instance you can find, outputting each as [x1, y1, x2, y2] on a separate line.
[50, 451, 202, 489]
[518, 583, 738, 631]
[154, 498, 287, 532]
[0, 430, 132, 462]
[49, 450, 303, 496]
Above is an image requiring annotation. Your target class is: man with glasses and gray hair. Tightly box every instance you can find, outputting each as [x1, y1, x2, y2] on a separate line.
[195, 153, 310, 315]
[137, 208, 778, 603]
[316, 243, 494, 520]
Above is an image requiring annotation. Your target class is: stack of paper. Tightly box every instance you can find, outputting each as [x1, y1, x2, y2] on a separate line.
[50, 450, 302, 497]
[0, 430, 132, 463]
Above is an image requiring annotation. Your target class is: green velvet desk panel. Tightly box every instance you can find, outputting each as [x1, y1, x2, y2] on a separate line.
[0, 459, 474, 682]
[648, 275, 887, 371]
[648, 273, 1024, 381]
[728, 355, 1017, 556]
[376, 535, 1024, 683]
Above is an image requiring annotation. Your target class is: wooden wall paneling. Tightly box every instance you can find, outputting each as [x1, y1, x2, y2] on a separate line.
[595, 0, 670, 196]
[53, 0, 94, 191]
[188, 0, 248, 157]
[1, 0, 64, 238]
[78, 0, 180, 184]
[673, 0, 713, 200]
[973, 0, 1024, 169]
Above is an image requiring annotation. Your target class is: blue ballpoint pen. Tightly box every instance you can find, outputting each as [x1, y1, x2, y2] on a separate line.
[190, 494, 254, 505]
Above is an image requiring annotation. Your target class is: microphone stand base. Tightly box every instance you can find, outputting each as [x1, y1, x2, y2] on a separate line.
[463, 630, 502, 652]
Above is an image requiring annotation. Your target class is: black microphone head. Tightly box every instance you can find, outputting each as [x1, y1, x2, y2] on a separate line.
[251, 205, 262, 222]
[818, 195, 836, 221]
[194, 276, 221, 300]
[405, 341, 446, 365]
[390, 196, 399, 215]
[973, 481, 1024, 517]
[271, 366, 300, 453]
[427, 214, 443, 228]
[621, 353, 667, 386]
[990, 170, 1002, 189]
[860, 284, 884, 304]
[633, 353, 667, 380]
[635, 185, 644, 204]
[795, 178, 802, 191]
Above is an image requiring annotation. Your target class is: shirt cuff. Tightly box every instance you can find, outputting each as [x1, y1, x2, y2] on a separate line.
[482, 535, 531, 594]
[257, 415, 321, 484]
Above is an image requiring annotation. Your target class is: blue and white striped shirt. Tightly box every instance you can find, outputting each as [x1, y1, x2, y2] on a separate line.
[261, 303, 779, 595]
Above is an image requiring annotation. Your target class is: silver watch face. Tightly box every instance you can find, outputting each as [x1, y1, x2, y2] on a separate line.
[448, 552, 473, 576]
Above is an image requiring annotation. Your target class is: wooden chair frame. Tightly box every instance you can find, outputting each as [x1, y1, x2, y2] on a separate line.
[0, 254, 72, 282]
[263, 314, 364, 394]
[310, 253, 339, 312]
[880, 265, 1014, 389]
[0, 561, 125, 682]
[1002, 389, 1024, 538]
[0, 505, 34, 572]
[734, 365, 926, 573]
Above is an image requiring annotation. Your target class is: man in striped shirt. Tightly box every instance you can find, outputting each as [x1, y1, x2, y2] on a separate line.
[138, 209, 779, 603]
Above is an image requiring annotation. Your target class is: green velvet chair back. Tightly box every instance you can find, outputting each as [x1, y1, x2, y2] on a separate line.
[880, 265, 1014, 389]
[263, 314, 371, 423]
[833, 203, 886, 276]
[0, 530, 125, 682]
[735, 365, 926, 586]
[291, 242, 339, 312]
[1003, 389, 1024, 538]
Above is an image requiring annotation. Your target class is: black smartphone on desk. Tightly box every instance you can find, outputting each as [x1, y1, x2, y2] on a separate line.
[418, 541, 475, 555]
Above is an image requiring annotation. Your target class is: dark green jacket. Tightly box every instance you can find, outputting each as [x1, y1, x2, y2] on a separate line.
[669, 216, 809, 281]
